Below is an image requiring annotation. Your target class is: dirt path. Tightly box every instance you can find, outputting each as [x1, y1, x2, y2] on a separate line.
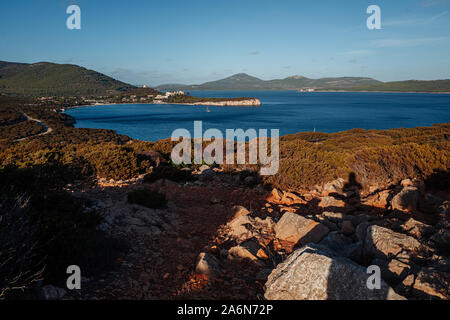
[70, 181, 272, 300]
[16, 112, 53, 141]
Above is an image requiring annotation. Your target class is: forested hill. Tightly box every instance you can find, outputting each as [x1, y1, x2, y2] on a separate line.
[156, 73, 382, 91]
[0, 61, 135, 96]
[349, 79, 450, 93]
[156, 73, 450, 92]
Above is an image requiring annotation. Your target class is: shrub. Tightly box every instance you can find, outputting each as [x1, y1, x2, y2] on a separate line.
[127, 188, 167, 209]
[0, 190, 44, 299]
[144, 163, 194, 183]
[30, 191, 104, 281]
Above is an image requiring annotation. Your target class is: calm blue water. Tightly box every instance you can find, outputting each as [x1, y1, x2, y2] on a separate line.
[66, 91, 450, 141]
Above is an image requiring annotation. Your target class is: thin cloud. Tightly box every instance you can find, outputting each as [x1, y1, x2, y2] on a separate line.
[249, 51, 260, 55]
[345, 49, 375, 55]
[371, 37, 449, 48]
[423, 0, 450, 7]
[384, 10, 449, 26]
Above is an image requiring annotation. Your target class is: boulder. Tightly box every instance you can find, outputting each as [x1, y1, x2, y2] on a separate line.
[230, 205, 250, 220]
[319, 232, 362, 261]
[319, 196, 346, 209]
[198, 164, 210, 172]
[371, 258, 412, 283]
[227, 240, 262, 263]
[398, 268, 450, 300]
[195, 252, 223, 278]
[275, 212, 329, 245]
[362, 190, 390, 209]
[350, 213, 373, 226]
[322, 211, 345, 223]
[280, 192, 306, 205]
[391, 186, 420, 212]
[420, 193, 444, 212]
[270, 188, 283, 202]
[227, 214, 274, 243]
[355, 222, 371, 242]
[341, 220, 354, 235]
[400, 179, 414, 187]
[364, 225, 422, 259]
[227, 215, 255, 242]
[264, 244, 404, 300]
[40, 285, 66, 300]
[322, 178, 345, 196]
[430, 229, 450, 251]
[401, 218, 435, 239]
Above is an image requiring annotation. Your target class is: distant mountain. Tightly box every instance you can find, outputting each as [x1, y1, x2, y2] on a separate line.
[349, 79, 450, 93]
[0, 61, 135, 96]
[156, 73, 382, 91]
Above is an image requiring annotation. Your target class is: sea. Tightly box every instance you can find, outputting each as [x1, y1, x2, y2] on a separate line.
[66, 91, 450, 141]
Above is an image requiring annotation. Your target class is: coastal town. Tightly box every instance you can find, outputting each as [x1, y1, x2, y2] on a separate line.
[35, 87, 261, 111]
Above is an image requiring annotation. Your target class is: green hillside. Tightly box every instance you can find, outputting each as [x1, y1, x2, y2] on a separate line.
[349, 79, 450, 93]
[0, 61, 135, 96]
[156, 73, 382, 91]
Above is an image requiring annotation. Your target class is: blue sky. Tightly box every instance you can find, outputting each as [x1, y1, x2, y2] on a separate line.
[1, 0, 449, 85]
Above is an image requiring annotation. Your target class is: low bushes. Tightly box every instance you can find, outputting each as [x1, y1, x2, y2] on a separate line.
[0, 166, 124, 294]
[144, 163, 194, 183]
[263, 124, 450, 191]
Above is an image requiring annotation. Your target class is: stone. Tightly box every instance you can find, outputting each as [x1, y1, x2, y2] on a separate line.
[319, 196, 346, 209]
[40, 285, 66, 300]
[257, 248, 269, 260]
[400, 179, 414, 187]
[227, 215, 255, 242]
[438, 201, 450, 217]
[322, 211, 345, 223]
[350, 213, 372, 226]
[230, 205, 250, 220]
[391, 186, 420, 212]
[341, 220, 354, 235]
[322, 178, 345, 196]
[195, 252, 223, 278]
[319, 232, 362, 261]
[401, 218, 435, 239]
[430, 229, 450, 251]
[275, 212, 329, 245]
[420, 193, 444, 210]
[198, 164, 210, 172]
[227, 240, 261, 263]
[399, 268, 450, 300]
[355, 222, 371, 242]
[364, 225, 422, 259]
[371, 258, 412, 283]
[271, 188, 283, 201]
[227, 215, 274, 243]
[264, 244, 405, 300]
[432, 256, 450, 272]
[362, 190, 390, 209]
[280, 192, 306, 205]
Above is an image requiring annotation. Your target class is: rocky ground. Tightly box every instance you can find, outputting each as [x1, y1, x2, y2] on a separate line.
[45, 165, 449, 300]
